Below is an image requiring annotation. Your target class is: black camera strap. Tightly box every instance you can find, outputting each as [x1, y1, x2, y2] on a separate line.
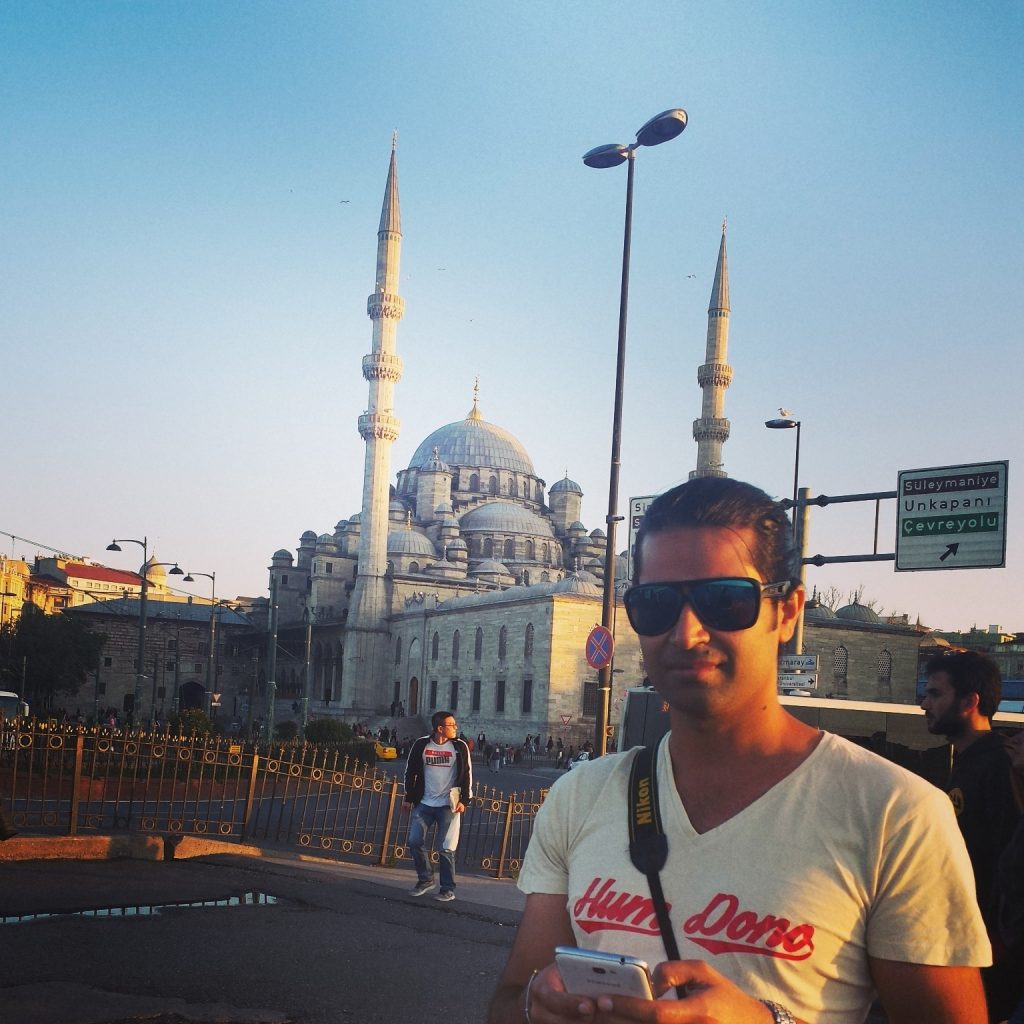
[627, 739, 685, 995]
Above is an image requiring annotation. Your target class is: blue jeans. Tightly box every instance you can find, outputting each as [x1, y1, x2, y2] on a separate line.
[408, 803, 459, 891]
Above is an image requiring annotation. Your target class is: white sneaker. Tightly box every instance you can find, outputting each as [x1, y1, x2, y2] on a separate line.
[410, 879, 434, 896]
[435, 889, 455, 902]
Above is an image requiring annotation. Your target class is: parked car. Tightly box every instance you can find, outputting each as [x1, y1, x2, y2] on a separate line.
[374, 739, 398, 761]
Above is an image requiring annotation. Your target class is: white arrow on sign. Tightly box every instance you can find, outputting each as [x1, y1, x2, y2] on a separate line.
[778, 673, 818, 689]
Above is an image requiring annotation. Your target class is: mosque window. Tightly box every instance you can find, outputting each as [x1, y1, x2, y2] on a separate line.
[409, 561, 419, 574]
[582, 681, 598, 718]
[525, 623, 534, 658]
[509, 478, 518, 497]
[472, 679, 481, 711]
[452, 630, 460, 666]
[522, 679, 533, 714]
[542, 543, 550, 563]
[474, 627, 483, 661]
[325, 563, 333, 574]
[282, 575, 289, 585]
[431, 632, 439, 660]
[489, 476, 498, 495]
[470, 473, 480, 491]
[525, 540, 535, 560]
[832, 646, 849, 696]
[535, 483, 543, 502]
[483, 538, 494, 558]
[503, 539, 515, 561]
[877, 649, 892, 681]
[450, 679, 459, 709]
[429, 680, 438, 709]
[498, 626, 508, 662]
[495, 678, 506, 713]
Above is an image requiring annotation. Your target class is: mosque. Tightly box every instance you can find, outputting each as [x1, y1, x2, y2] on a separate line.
[262, 142, 920, 743]
[260, 140, 732, 742]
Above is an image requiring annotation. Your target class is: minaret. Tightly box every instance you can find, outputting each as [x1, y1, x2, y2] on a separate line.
[690, 221, 733, 479]
[343, 137, 405, 713]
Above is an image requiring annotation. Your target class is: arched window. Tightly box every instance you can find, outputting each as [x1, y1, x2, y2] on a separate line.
[409, 561, 420, 574]
[431, 632, 439, 661]
[832, 646, 849, 696]
[395, 636, 402, 665]
[483, 538, 494, 558]
[498, 625, 508, 662]
[509, 478, 518, 497]
[452, 630, 460, 666]
[542, 542, 550, 563]
[525, 623, 534, 658]
[503, 538, 515, 561]
[470, 473, 480, 491]
[877, 649, 893, 701]
[489, 475, 498, 495]
[525, 539, 535, 560]
[469, 536, 481, 557]
[474, 627, 483, 661]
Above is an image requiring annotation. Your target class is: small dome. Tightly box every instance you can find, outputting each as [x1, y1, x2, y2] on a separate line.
[387, 530, 437, 557]
[335, 520, 349, 533]
[447, 538, 468, 550]
[272, 549, 294, 566]
[590, 528, 606, 539]
[550, 475, 583, 495]
[555, 573, 601, 596]
[434, 500, 454, 515]
[804, 601, 836, 620]
[300, 530, 317, 543]
[836, 601, 881, 624]
[439, 514, 459, 528]
[472, 558, 511, 576]
[568, 521, 587, 533]
[348, 513, 361, 524]
[461, 501, 555, 537]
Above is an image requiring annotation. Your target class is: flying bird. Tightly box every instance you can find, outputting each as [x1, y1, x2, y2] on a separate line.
[686, 274, 697, 279]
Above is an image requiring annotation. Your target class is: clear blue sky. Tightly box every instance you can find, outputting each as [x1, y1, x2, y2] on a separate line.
[3, 1, 1021, 631]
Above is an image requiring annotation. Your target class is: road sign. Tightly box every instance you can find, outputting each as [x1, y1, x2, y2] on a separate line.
[586, 625, 615, 670]
[627, 495, 657, 581]
[778, 673, 818, 689]
[896, 461, 1008, 571]
[778, 655, 818, 672]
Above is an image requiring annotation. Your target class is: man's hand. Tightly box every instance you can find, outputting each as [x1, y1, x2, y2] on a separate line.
[455, 802, 465, 813]
[526, 960, 789, 1023]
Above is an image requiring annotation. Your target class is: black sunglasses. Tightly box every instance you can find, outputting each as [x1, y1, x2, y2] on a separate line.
[623, 577, 791, 636]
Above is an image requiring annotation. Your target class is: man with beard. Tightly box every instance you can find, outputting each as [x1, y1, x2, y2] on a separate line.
[488, 477, 988, 1024]
[922, 650, 1023, 1020]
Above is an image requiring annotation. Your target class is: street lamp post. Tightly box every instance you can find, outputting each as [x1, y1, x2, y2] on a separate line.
[302, 607, 313, 738]
[765, 417, 807, 655]
[182, 570, 217, 715]
[106, 537, 148, 724]
[583, 107, 688, 757]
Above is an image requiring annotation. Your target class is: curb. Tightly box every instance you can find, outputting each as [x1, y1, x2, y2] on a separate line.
[0, 833, 267, 864]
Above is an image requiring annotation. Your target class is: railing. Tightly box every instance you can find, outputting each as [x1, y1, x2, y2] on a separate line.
[0, 718, 547, 879]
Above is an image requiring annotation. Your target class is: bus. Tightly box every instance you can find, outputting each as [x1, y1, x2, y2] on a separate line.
[0, 691, 29, 719]
[618, 686, 1024, 787]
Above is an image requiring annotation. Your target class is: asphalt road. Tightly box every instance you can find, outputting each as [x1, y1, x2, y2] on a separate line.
[0, 853, 523, 1024]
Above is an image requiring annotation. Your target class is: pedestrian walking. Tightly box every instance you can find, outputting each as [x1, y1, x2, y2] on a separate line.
[403, 711, 472, 903]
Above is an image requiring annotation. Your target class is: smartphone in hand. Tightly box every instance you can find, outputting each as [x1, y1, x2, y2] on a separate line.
[554, 946, 655, 1000]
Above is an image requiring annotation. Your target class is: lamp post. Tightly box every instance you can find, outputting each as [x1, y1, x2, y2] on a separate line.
[182, 570, 217, 715]
[765, 416, 806, 655]
[106, 537, 148, 724]
[583, 107, 688, 757]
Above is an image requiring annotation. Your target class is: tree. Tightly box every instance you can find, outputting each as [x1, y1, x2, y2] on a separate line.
[1, 606, 106, 706]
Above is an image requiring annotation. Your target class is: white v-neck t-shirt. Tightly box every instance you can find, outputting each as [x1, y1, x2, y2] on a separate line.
[519, 732, 989, 1024]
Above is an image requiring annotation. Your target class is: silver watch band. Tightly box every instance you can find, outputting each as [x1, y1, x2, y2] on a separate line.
[761, 999, 797, 1024]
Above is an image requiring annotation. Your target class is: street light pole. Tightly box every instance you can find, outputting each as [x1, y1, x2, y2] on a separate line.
[106, 537, 148, 725]
[302, 607, 312, 738]
[583, 107, 688, 758]
[182, 570, 216, 715]
[765, 417, 805, 654]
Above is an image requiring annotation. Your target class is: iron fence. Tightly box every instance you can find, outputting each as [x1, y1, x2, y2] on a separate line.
[0, 717, 547, 879]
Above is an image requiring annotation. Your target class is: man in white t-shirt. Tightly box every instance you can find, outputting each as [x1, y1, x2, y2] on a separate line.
[403, 710, 472, 903]
[488, 477, 989, 1024]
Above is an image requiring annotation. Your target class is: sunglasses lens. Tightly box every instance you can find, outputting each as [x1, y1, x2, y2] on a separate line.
[625, 579, 762, 635]
[691, 579, 760, 631]
[625, 585, 684, 636]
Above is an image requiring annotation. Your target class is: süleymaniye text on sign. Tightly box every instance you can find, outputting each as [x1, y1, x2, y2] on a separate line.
[895, 461, 1008, 571]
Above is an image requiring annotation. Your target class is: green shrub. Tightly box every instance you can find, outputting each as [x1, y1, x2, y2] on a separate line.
[304, 718, 355, 744]
[274, 720, 299, 741]
[175, 709, 212, 736]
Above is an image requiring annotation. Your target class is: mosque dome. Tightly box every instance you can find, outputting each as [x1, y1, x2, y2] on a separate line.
[387, 530, 437, 557]
[804, 601, 836, 621]
[300, 530, 317, 543]
[550, 475, 583, 495]
[836, 601, 881, 624]
[555, 573, 601, 596]
[272, 549, 294, 566]
[472, 558, 512, 576]
[408, 407, 535, 475]
[460, 501, 555, 536]
[447, 538, 468, 550]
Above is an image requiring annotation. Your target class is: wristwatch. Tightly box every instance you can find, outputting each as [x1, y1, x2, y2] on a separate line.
[761, 1000, 797, 1024]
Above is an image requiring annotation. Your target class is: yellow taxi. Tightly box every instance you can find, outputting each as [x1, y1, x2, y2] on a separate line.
[374, 739, 399, 760]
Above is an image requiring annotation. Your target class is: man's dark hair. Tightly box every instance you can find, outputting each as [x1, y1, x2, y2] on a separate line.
[634, 477, 799, 584]
[924, 650, 1002, 719]
[431, 710, 455, 731]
